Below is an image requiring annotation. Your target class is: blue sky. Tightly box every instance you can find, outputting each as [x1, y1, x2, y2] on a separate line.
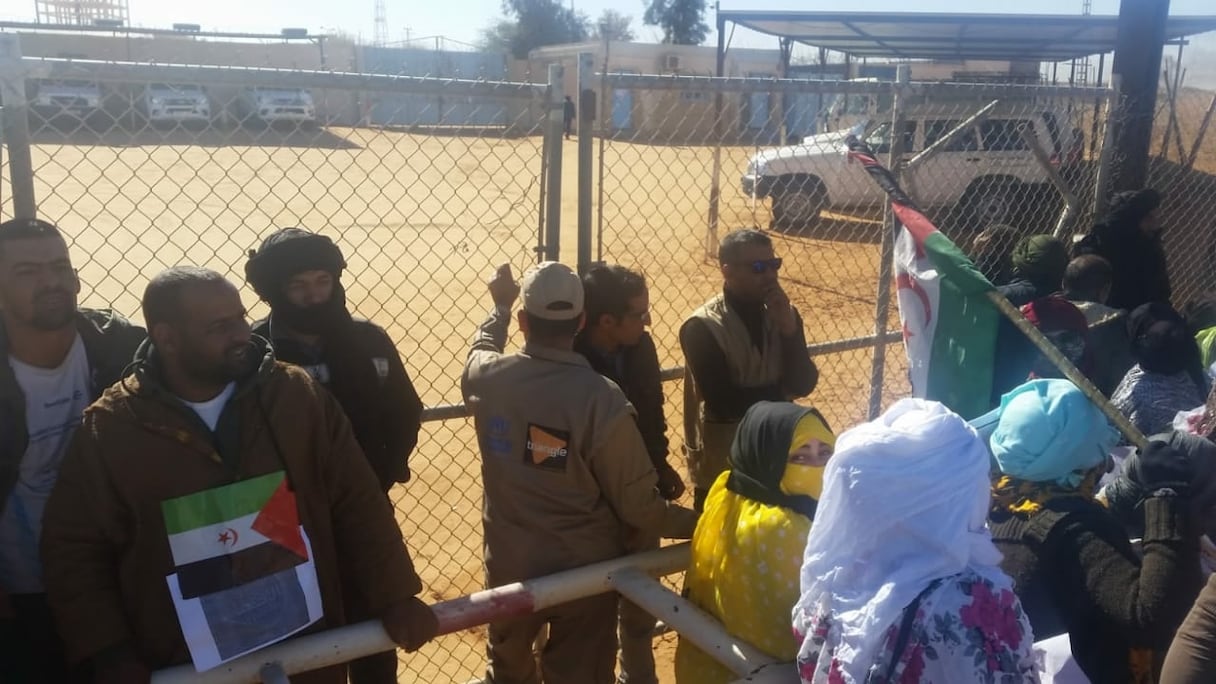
[3, 0, 1213, 83]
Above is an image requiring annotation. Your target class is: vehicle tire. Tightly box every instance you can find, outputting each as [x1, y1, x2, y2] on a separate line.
[957, 178, 1022, 231]
[771, 176, 827, 234]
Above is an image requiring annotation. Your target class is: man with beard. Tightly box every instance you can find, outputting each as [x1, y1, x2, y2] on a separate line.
[0, 218, 145, 681]
[41, 267, 438, 683]
[245, 228, 423, 683]
[245, 229, 422, 489]
[680, 229, 818, 510]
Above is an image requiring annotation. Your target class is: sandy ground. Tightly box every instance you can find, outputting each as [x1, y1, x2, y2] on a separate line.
[17, 92, 1212, 681]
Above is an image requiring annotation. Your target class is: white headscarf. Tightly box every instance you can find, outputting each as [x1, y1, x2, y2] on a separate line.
[792, 399, 1009, 683]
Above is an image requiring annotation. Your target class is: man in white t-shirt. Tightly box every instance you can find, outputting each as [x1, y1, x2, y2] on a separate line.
[0, 218, 145, 681]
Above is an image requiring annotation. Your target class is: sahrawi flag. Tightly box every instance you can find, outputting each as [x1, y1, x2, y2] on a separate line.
[845, 135, 999, 419]
[162, 470, 322, 669]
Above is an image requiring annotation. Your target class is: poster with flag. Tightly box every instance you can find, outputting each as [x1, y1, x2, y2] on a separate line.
[845, 135, 999, 419]
[161, 470, 323, 671]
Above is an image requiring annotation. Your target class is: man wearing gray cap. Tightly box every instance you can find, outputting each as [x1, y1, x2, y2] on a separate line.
[462, 262, 697, 684]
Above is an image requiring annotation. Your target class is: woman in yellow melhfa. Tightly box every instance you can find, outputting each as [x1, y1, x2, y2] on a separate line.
[675, 401, 836, 683]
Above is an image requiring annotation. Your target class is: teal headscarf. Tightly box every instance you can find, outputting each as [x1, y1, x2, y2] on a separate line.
[990, 379, 1119, 487]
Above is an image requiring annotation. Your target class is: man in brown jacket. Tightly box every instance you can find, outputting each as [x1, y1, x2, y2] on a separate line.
[41, 267, 437, 682]
[463, 262, 696, 684]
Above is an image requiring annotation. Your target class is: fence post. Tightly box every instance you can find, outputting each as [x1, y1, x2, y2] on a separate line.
[543, 63, 564, 262]
[577, 52, 594, 274]
[706, 12, 727, 260]
[0, 34, 36, 220]
[1092, 77, 1121, 220]
[867, 66, 909, 420]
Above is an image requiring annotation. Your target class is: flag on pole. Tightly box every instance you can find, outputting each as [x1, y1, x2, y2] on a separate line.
[845, 135, 1000, 419]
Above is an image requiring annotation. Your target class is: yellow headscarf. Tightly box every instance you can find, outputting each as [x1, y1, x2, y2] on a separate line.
[780, 412, 835, 501]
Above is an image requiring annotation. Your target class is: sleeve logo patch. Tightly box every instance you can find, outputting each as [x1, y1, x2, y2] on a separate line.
[525, 424, 570, 471]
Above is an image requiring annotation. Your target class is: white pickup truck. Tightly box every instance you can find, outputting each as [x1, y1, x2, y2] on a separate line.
[236, 87, 316, 126]
[742, 105, 1082, 231]
[28, 79, 102, 122]
[138, 83, 211, 125]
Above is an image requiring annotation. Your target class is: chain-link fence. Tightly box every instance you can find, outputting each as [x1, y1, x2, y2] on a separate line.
[1145, 80, 1216, 308]
[3, 35, 1215, 682]
[594, 74, 1112, 432]
[0, 42, 555, 681]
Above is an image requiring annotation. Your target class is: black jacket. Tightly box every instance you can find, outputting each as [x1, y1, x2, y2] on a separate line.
[573, 331, 670, 471]
[0, 309, 145, 512]
[1076, 223, 1172, 311]
[990, 496, 1200, 683]
[252, 317, 423, 490]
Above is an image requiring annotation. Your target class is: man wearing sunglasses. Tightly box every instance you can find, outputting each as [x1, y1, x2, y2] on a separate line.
[680, 229, 819, 511]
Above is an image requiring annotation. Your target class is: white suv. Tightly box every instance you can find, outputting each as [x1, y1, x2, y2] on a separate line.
[742, 106, 1082, 231]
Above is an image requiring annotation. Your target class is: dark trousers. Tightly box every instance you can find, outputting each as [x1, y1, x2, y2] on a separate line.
[485, 593, 618, 684]
[0, 592, 89, 683]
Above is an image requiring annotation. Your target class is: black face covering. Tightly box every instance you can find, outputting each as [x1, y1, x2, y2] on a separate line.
[246, 229, 384, 450]
[269, 281, 353, 336]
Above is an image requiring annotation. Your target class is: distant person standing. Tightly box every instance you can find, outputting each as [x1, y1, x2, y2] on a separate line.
[563, 96, 576, 140]
[680, 229, 818, 510]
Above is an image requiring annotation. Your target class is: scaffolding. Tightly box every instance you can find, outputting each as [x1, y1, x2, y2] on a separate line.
[34, 0, 130, 26]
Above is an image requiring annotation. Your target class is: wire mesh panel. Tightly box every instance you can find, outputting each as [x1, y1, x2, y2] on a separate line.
[588, 76, 1115, 676]
[8, 58, 549, 681]
[594, 75, 1110, 436]
[1144, 82, 1216, 309]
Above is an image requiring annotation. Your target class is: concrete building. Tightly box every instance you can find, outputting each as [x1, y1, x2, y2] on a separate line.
[529, 41, 787, 144]
[528, 41, 1043, 143]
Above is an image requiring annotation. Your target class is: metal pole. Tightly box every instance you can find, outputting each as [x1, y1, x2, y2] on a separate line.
[1092, 77, 1121, 219]
[596, 37, 610, 263]
[1090, 52, 1107, 158]
[1184, 93, 1216, 171]
[867, 67, 908, 420]
[258, 663, 291, 684]
[0, 34, 36, 219]
[1109, 0, 1171, 193]
[576, 52, 594, 274]
[544, 63, 564, 262]
[609, 568, 779, 677]
[1019, 126, 1080, 238]
[707, 6, 726, 260]
[153, 544, 690, 684]
[986, 290, 1147, 449]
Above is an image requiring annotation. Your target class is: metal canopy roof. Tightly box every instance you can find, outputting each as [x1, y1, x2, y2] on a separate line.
[718, 11, 1216, 62]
